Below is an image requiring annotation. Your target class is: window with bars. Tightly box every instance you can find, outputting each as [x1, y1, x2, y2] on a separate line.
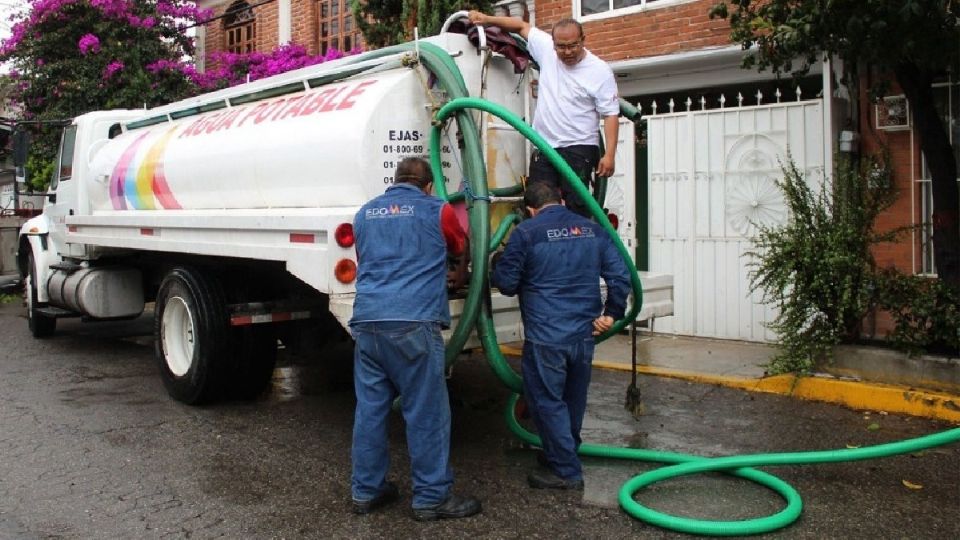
[575, 0, 670, 19]
[224, 1, 256, 54]
[319, 0, 363, 54]
[918, 79, 960, 275]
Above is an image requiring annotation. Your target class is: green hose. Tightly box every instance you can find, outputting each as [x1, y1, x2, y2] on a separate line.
[615, 425, 960, 536]
[431, 97, 644, 340]
[504, 394, 804, 536]
[410, 41, 960, 537]
[429, 97, 642, 399]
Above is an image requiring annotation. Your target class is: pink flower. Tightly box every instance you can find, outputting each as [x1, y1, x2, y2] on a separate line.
[190, 44, 360, 90]
[103, 60, 124, 79]
[78, 33, 101, 55]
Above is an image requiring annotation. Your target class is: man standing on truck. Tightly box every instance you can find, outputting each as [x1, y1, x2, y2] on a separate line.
[468, 10, 620, 218]
[491, 182, 630, 489]
[349, 157, 481, 521]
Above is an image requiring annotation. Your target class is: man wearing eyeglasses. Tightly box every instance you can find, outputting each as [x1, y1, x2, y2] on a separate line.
[468, 10, 620, 218]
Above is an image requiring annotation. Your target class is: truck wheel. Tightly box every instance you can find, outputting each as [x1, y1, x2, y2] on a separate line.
[155, 267, 229, 404]
[228, 325, 278, 400]
[26, 254, 56, 338]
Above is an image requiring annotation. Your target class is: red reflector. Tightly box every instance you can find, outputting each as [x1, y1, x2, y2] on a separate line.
[334, 258, 357, 284]
[231, 315, 253, 326]
[67, 225, 78, 233]
[334, 223, 355, 248]
[607, 213, 619, 230]
[140, 228, 155, 236]
[290, 233, 315, 244]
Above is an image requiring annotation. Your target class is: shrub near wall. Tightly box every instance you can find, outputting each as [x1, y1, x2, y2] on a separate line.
[875, 269, 960, 357]
[749, 156, 898, 374]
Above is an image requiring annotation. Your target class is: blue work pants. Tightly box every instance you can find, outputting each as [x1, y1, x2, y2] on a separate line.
[521, 338, 595, 481]
[351, 321, 453, 508]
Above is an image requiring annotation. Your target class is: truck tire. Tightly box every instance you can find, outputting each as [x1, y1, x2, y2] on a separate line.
[26, 253, 56, 338]
[154, 267, 229, 404]
[228, 325, 278, 400]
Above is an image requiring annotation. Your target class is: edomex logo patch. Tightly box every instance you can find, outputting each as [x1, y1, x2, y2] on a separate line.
[546, 225, 595, 241]
[365, 204, 416, 219]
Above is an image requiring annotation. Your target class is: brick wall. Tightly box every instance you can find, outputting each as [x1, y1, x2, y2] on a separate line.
[202, 0, 319, 63]
[534, 0, 731, 62]
[291, 0, 319, 55]
[202, 7, 223, 62]
[857, 75, 927, 337]
[858, 76, 920, 276]
[203, 2, 278, 58]
[258, 3, 279, 52]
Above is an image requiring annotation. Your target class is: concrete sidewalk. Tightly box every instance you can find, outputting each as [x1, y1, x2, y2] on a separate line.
[504, 331, 960, 423]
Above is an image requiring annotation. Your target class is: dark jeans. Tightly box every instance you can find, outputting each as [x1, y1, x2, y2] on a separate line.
[529, 145, 600, 218]
[521, 337, 595, 481]
[350, 321, 453, 508]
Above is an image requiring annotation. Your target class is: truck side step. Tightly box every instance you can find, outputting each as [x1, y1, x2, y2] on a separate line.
[49, 263, 84, 274]
[35, 306, 81, 318]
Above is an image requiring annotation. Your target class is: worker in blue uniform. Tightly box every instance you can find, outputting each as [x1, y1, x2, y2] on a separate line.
[491, 182, 631, 489]
[350, 157, 481, 520]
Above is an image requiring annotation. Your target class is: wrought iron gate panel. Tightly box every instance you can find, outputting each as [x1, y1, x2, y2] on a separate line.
[647, 100, 824, 341]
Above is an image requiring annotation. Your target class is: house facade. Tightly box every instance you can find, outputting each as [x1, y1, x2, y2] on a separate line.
[193, 0, 957, 343]
[194, 0, 364, 72]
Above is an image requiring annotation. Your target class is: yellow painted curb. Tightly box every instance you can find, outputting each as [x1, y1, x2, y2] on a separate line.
[499, 345, 960, 423]
[592, 360, 960, 423]
[500, 345, 523, 356]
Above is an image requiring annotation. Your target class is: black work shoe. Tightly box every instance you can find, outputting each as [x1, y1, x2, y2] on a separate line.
[527, 469, 584, 490]
[352, 481, 400, 515]
[412, 493, 482, 521]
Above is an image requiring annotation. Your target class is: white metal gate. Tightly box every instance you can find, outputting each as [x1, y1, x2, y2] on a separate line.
[646, 98, 825, 341]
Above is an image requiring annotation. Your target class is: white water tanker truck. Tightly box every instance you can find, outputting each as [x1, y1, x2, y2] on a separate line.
[16, 21, 672, 405]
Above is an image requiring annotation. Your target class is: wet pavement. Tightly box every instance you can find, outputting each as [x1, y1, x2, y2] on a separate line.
[0, 300, 958, 539]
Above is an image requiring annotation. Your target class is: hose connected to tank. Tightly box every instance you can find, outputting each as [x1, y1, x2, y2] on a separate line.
[345, 39, 960, 536]
[430, 94, 960, 537]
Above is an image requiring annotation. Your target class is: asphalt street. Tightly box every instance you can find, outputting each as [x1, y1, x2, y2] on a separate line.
[0, 300, 958, 539]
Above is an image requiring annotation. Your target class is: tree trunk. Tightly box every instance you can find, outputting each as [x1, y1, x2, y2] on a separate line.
[895, 62, 960, 290]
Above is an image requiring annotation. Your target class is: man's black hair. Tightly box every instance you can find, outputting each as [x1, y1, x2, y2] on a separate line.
[524, 181, 562, 210]
[394, 157, 433, 189]
[552, 18, 584, 39]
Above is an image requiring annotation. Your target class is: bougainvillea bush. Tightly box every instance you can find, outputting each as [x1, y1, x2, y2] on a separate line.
[1, 0, 207, 117]
[1, 0, 208, 188]
[193, 44, 353, 92]
[1, 1, 357, 190]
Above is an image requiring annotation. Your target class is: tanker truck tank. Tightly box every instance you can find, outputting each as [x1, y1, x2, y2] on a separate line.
[19, 31, 533, 404]
[88, 64, 454, 212]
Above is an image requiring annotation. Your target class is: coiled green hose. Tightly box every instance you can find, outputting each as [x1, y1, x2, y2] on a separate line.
[404, 42, 960, 537]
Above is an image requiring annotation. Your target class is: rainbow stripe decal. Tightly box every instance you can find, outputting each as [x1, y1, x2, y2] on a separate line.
[109, 127, 182, 210]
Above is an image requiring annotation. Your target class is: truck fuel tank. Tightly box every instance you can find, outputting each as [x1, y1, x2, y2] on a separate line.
[47, 267, 144, 319]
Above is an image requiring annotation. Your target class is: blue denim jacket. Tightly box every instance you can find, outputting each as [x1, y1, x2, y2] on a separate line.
[491, 205, 630, 344]
[350, 183, 451, 326]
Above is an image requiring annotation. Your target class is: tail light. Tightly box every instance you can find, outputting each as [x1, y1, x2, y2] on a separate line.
[335, 223, 355, 247]
[334, 258, 357, 283]
[607, 213, 620, 230]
